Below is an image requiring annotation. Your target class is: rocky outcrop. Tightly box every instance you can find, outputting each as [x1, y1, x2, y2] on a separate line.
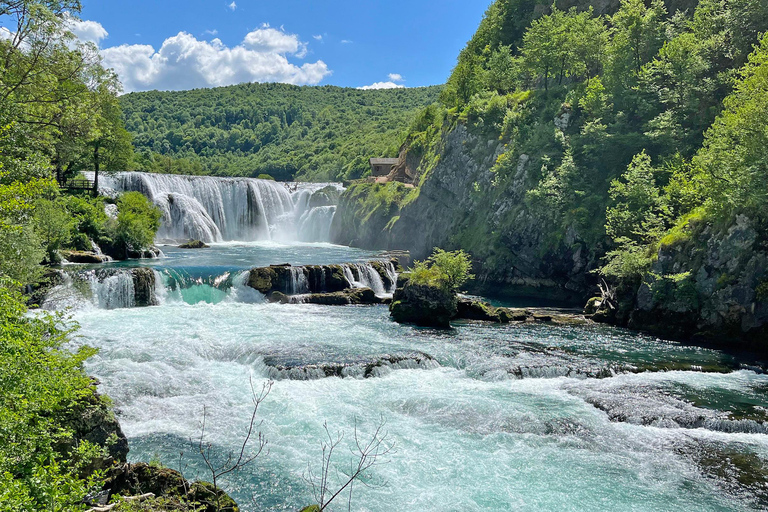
[179, 239, 210, 249]
[247, 264, 347, 295]
[61, 250, 112, 264]
[131, 268, 158, 307]
[390, 276, 458, 328]
[247, 260, 397, 296]
[59, 383, 129, 475]
[104, 463, 238, 512]
[593, 215, 768, 351]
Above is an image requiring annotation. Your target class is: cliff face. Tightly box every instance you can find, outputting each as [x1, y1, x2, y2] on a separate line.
[614, 215, 768, 346]
[333, 121, 598, 302]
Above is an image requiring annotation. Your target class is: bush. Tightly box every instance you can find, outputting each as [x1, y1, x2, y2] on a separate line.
[0, 281, 105, 510]
[114, 192, 161, 255]
[408, 248, 475, 291]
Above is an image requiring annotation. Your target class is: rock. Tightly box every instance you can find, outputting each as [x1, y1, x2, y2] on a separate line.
[248, 267, 278, 294]
[390, 277, 457, 328]
[131, 268, 157, 307]
[104, 463, 239, 512]
[179, 240, 210, 249]
[584, 296, 603, 315]
[60, 250, 111, 264]
[59, 383, 129, 475]
[266, 291, 290, 303]
[246, 262, 390, 296]
[297, 287, 383, 305]
[456, 298, 504, 322]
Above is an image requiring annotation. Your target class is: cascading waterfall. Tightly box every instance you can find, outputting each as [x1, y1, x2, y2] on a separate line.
[289, 267, 310, 295]
[99, 172, 342, 243]
[341, 261, 398, 296]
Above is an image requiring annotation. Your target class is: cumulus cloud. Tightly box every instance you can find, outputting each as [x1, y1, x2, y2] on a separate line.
[228, 1, 237, 11]
[243, 24, 306, 57]
[65, 17, 109, 45]
[358, 81, 405, 90]
[101, 28, 329, 93]
[388, 73, 404, 82]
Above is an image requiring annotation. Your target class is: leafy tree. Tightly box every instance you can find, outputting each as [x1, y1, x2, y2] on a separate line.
[410, 248, 475, 291]
[114, 191, 161, 255]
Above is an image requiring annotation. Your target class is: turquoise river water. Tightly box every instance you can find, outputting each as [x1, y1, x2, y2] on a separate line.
[54, 241, 768, 512]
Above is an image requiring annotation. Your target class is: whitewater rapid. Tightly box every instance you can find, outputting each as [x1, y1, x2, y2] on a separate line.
[48, 242, 768, 511]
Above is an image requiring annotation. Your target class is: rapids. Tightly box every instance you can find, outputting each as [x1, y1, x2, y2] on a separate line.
[54, 243, 768, 511]
[48, 173, 768, 511]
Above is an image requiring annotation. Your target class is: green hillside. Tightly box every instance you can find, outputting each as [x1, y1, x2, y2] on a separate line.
[120, 83, 441, 182]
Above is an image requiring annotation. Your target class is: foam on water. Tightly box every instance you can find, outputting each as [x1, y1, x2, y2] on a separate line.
[70, 298, 768, 511]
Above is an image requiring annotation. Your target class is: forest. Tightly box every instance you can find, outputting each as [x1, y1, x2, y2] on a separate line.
[120, 83, 441, 182]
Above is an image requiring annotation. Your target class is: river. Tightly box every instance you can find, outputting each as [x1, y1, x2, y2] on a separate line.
[49, 173, 768, 511]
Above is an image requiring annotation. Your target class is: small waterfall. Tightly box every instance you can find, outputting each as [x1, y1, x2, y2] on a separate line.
[341, 262, 397, 296]
[99, 172, 342, 243]
[289, 267, 310, 295]
[92, 271, 135, 309]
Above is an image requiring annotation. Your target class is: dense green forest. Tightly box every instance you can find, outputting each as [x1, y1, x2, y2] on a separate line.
[120, 84, 441, 182]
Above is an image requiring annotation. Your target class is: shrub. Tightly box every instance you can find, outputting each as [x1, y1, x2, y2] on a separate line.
[408, 248, 475, 291]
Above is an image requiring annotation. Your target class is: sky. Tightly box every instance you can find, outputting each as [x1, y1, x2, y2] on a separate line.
[67, 0, 491, 93]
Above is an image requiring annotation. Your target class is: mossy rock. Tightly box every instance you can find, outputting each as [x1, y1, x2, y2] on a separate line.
[178, 240, 210, 249]
[299, 506, 321, 512]
[247, 267, 277, 294]
[390, 281, 457, 328]
[584, 296, 603, 315]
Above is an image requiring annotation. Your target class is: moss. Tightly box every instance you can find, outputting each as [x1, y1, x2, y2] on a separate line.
[658, 207, 709, 249]
[756, 280, 768, 302]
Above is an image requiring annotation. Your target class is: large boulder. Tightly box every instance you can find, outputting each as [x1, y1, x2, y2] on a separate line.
[390, 276, 457, 328]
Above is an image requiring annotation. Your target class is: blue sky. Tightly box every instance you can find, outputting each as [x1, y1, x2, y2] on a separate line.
[72, 0, 490, 93]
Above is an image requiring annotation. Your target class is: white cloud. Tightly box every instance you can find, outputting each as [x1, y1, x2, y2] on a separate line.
[64, 14, 108, 45]
[340, 39, 352, 44]
[101, 29, 330, 93]
[388, 73, 404, 82]
[228, 1, 237, 11]
[204, 29, 219, 36]
[313, 35, 323, 41]
[243, 24, 306, 58]
[358, 81, 405, 90]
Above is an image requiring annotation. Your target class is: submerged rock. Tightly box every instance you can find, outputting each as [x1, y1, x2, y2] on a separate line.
[178, 239, 210, 249]
[263, 352, 439, 380]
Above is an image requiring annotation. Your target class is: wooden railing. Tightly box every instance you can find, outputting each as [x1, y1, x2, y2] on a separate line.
[56, 170, 95, 193]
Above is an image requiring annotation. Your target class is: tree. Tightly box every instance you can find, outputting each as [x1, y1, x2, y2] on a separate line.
[409, 248, 475, 292]
[695, 34, 768, 218]
[303, 418, 393, 512]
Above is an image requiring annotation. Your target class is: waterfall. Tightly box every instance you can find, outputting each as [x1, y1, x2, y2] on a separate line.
[92, 272, 136, 309]
[341, 261, 397, 296]
[289, 267, 310, 295]
[99, 172, 342, 243]
[297, 206, 337, 242]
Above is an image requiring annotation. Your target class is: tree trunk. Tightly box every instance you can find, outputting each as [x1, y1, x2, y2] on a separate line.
[93, 144, 99, 197]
